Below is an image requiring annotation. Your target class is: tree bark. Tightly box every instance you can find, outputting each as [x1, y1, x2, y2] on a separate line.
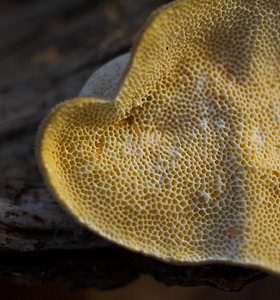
[0, 0, 266, 291]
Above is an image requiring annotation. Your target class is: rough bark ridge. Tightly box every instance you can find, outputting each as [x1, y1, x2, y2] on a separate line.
[0, 0, 267, 291]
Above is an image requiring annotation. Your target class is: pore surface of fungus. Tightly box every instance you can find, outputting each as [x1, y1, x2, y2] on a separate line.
[37, 0, 280, 273]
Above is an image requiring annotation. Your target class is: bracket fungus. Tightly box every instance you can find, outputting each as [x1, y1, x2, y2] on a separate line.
[37, 0, 280, 274]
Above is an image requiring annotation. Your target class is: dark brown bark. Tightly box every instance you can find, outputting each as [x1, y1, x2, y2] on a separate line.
[0, 0, 267, 291]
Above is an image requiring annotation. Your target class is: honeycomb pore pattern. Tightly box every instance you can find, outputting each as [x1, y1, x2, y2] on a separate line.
[37, 0, 280, 273]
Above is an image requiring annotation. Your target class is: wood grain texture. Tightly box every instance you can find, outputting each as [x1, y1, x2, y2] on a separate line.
[0, 0, 267, 290]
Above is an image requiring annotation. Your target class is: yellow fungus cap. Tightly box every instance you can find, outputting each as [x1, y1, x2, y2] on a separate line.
[37, 0, 280, 273]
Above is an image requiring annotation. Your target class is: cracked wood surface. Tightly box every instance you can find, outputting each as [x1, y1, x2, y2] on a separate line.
[0, 0, 268, 291]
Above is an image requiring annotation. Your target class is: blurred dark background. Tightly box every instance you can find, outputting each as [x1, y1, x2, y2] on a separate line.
[0, 275, 279, 300]
[0, 0, 280, 299]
